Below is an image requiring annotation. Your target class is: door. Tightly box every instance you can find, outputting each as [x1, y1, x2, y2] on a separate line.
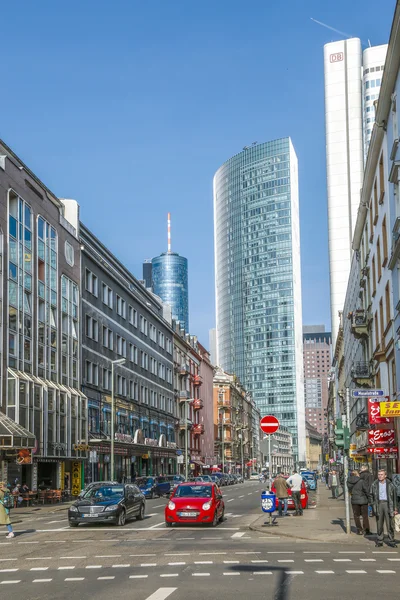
[132, 485, 142, 515]
[124, 486, 135, 518]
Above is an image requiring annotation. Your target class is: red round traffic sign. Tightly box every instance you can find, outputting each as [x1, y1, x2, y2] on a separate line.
[260, 415, 280, 435]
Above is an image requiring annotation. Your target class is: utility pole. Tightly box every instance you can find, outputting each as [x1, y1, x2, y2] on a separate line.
[185, 400, 188, 482]
[343, 387, 351, 535]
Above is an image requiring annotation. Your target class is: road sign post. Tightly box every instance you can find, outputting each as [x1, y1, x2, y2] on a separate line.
[260, 416, 280, 484]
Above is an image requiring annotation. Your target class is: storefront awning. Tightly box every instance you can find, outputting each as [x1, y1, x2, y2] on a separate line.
[0, 411, 36, 449]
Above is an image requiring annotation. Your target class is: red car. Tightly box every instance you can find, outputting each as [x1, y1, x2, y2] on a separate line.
[165, 482, 225, 527]
[270, 477, 309, 510]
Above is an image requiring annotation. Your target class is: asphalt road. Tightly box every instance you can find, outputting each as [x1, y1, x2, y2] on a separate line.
[1, 481, 399, 600]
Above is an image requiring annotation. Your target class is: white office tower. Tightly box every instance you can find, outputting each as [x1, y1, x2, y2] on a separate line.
[324, 39, 387, 346]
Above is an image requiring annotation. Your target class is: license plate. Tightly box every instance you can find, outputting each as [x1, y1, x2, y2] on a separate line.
[179, 511, 197, 517]
[82, 513, 98, 518]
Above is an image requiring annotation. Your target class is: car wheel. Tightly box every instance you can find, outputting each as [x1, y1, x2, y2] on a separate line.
[117, 509, 126, 527]
[69, 522, 78, 528]
[165, 521, 172, 527]
[137, 503, 145, 521]
[219, 508, 225, 523]
[211, 511, 218, 527]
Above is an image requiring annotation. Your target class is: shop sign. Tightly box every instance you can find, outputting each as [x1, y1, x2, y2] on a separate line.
[73, 444, 90, 451]
[368, 429, 396, 446]
[367, 446, 398, 455]
[115, 433, 133, 444]
[368, 398, 393, 424]
[142, 454, 149, 459]
[356, 430, 368, 450]
[71, 461, 81, 496]
[349, 444, 357, 457]
[380, 401, 400, 417]
[145, 438, 158, 447]
[190, 463, 195, 470]
[177, 456, 184, 464]
[166, 441, 177, 449]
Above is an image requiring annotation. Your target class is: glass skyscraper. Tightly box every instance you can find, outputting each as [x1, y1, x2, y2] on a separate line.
[151, 252, 189, 331]
[214, 138, 305, 462]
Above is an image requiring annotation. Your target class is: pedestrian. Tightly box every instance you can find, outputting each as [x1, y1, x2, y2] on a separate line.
[325, 471, 330, 489]
[369, 469, 398, 548]
[359, 465, 374, 518]
[347, 469, 371, 535]
[0, 482, 14, 539]
[273, 472, 290, 517]
[330, 470, 339, 499]
[287, 470, 303, 516]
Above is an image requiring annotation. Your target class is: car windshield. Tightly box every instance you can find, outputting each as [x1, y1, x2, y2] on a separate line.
[83, 485, 124, 500]
[174, 485, 212, 498]
[137, 477, 154, 487]
[173, 476, 183, 483]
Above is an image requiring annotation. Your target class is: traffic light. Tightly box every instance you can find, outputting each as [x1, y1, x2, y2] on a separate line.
[334, 418, 350, 450]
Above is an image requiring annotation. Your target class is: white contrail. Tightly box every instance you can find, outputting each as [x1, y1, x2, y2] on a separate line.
[310, 18, 353, 39]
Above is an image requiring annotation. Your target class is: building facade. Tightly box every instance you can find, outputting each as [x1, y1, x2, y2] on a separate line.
[324, 39, 387, 345]
[0, 140, 86, 493]
[81, 224, 178, 482]
[213, 139, 305, 462]
[305, 422, 323, 472]
[303, 326, 332, 437]
[260, 426, 294, 475]
[197, 342, 216, 468]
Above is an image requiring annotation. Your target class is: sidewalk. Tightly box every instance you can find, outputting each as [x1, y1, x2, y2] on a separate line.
[10, 501, 72, 524]
[249, 485, 376, 545]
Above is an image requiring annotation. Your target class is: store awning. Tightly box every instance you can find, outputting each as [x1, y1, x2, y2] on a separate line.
[0, 411, 36, 449]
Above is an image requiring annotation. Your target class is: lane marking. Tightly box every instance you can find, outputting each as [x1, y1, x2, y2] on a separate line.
[224, 561, 239, 564]
[373, 552, 397, 555]
[268, 552, 294, 554]
[278, 560, 294, 563]
[338, 552, 365, 554]
[160, 574, 179, 578]
[227, 499, 234, 503]
[334, 559, 352, 562]
[86, 565, 102, 569]
[194, 561, 213, 565]
[223, 572, 240, 576]
[0, 581, 21, 584]
[239, 495, 244, 498]
[129, 575, 148, 579]
[65, 577, 85, 581]
[346, 570, 366, 574]
[143, 588, 177, 600]
[0, 569, 18, 573]
[149, 522, 165, 529]
[153, 505, 165, 509]
[252, 560, 268, 563]
[33, 579, 52, 583]
[112, 564, 131, 568]
[253, 572, 272, 575]
[303, 552, 330, 554]
[98, 576, 115, 580]
[60, 556, 86, 559]
[316, 571, 334, 574]
[96, 555, 121, 558]
[387, 558, 400, 561]
[30, 567, 49, 571]
[165, 554, 191, 557]
[305, 560, 323, 563]
[141, 563, 157, 567]
[287, 571, 304, 575]
[176, 538, 194, 541]
[360, 559, 376, 562]
[192, 573, 210, 577]
[58, 566, 75, 570]
[199, 552, 226, 556]
[167, 562, 186, 566]
[130, 554, 157, 558]
[376, 570, 396, 573]
[27, 557, 52, 561]
[0, 560, 17, 562]
[231, 532, 245, 539]
[236, 552, 260, 555]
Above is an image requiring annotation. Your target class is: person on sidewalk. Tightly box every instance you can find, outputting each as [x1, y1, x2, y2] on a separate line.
[360, 465, 374, 520]
[347, 469, 371, 535]
[330, 470, 339, 499]
[369, 469, 398, 548]
[273, 473, 290, 517]
[0, 482, 15, 539]
[287, 470, 303, 516]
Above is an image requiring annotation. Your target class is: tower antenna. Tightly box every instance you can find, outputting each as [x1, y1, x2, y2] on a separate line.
[168, 212, 171, 253]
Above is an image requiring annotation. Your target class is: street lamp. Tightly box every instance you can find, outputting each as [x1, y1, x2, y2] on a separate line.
[180, 398, 192, 481]
[111, 358, 126, 481]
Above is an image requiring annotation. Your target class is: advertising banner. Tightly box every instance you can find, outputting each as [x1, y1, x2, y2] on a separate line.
[368, 429, 396, 446]
[380, 401, 400, 417]
[368, 397, 393, 424]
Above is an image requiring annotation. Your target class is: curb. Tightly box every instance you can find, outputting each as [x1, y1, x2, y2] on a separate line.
[248, 523, 369, 545]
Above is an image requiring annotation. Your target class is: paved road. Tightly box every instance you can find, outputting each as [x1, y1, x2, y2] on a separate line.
[1, 481, 399, 599]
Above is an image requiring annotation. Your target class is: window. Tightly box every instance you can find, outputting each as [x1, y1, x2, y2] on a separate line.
[65, 241, 74, 266]
[158, 331, 165, 348]
[379, 299, 384, 348]
[61, 275, 79, 387]
[103, 327, 113, 349]
[85, 270, 98, 296]
[379, 152, 385, 203]
[103, 368, 111, 390]
[372, 255, 377, 296]
[86, 315, 98, 341]
[129, 306, 138, 327]
[369, 200, 374, 241]
[86, 361, 98, 386]
[385, 282, 391, 327]
[140, 315, 148, 335]
[116, 375, 126, 396]
[141, 351, 148, 370]
[102, 283, 113, 308]
[116, 295, 126, 318]
[116, 335, 126, 357]
[374, 180, 379, 223]
[377, 238, 382, 281]
[382, 216, 388, 266]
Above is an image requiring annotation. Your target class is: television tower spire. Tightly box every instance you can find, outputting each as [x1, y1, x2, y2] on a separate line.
[167, 212, 171, 253]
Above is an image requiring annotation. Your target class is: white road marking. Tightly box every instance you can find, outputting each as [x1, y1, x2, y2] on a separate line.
[0, 560, 17, 562]
[278, 560, 294, 563]
[46, 519, 68, 524]
[268, 552, 294, 554]
[194, 561, 213, 565]
[247, 493, 252, 496]
[58, 566, 75, 570]
[153, 505, 165, 509]
[287, 571, 304, 575]
[18, 541, 39, 544]
[86, 565, 102, 569]
[303, 552, 330, 554]
[224, 561, 239, 564]
[147, 513, 160, 517]
[231, 532, 245, 538]
[112, 564, 131, 568]
[202, 537, 223, 540]
[141, 563, 157, 567]
[0, 581, 21, 584]
[373, 552, 397, 555]
[360, 559, 376, 562]
[176, 538, 194, 541]
[27, 557, 52, 561]
[376, 570, 396, 573]
[30, 567, 49, 571]
[96, 555, 122, 558]
[165, 553, 191, 557]
[60, 556, 86, 559]
[338, 552, 365, 554]
[236, 552, 260, 555]
[305, 560, 323, 563]
[149, 522, 165, 529]
[253, 572, 272, 575]
[143, 588, 177, 600]
[387, 558, 400, 561]
[334, 559, 351, 562]
[98, 576, 115, 580]
[33, 579, 52, 583]
[315, 571, 335, 574]
[239, 495, 245, 498]
[0, 569, 18, 573]
[160, 574, 179, 578]
[168, 562, 186, 566]
[223, 572, 240, 576]
[227, 499, 234, 503]
[199, 552, 226, 555]
[65, 577, 85, 581]
[192, 573, 210, 577]
[252, 560, 268, 563]
[131, 554, 157, 558]
[129, 575, 148, 579]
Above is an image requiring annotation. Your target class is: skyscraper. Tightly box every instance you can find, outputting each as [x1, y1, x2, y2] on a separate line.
[303, 325, 332, 437]
[324, 39, 387, 345]
[143, 214, 189, 331]
[214, 139, 305, 462]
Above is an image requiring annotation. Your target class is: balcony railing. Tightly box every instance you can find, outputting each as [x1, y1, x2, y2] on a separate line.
[193, 423, 205, 435]
[193, 375, 203, 387]
[192, 398, 203, 410]
[179, 390, 190, 400]
[217, 398, 231, 407]
[179, 364, 190, 376]
[351, 361, 373, 381]
[349, 310, 370, 339]
[179, 419, 193, 430]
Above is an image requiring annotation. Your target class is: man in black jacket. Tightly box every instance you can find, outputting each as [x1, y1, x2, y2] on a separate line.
[347, 470, 370, 535]
[360, 466, 374, 529]
[369, 469, 398, 547]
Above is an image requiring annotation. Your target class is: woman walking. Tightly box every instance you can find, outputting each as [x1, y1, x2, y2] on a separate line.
[347, 469, 370, 535]
[0, 482, 15, 538]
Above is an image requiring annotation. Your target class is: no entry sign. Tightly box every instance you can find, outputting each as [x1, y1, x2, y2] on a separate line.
[260, 415, 280, 435]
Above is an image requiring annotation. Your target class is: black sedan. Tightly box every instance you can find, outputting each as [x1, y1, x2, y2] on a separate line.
[68, 483, 145, 527]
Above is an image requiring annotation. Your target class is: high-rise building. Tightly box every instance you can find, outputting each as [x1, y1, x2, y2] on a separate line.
[143, 214, 189, 331]
[324, 39, 387, 346]
[209, 328, 217, 366]
[303, 325, 332, 437]
[214, 139, 305, 462]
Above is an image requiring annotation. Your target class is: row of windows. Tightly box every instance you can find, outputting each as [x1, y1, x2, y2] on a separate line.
[365, 78, 382, 90]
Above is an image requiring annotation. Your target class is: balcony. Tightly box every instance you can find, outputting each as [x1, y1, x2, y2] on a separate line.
[219, 417, 232, 426]
[192, 398, 203, 410]
[224, 448, 233, 459]
[179, 419, 193, 430]
[193, 423, 204, 435]
[349, 310, 371, 339]
[193, 375, 203, 387]
[351, 361, 374, 385]
[178, 364, 190, 376]
[179, 390, 190, 400]
[217, 397, 231, 407]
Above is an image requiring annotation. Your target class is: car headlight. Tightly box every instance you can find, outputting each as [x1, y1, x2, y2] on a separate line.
[69, 506, 78, 512]
[104, 504, 119, 511]
[168, 501, 176, 510]
[202, 502, 212, 510]
[300, 494, 305, 499]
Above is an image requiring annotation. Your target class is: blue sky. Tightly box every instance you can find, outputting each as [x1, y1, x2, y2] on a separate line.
[1, 0, 395, 346]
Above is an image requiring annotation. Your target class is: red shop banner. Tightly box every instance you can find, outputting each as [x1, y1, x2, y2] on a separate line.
[368, 397, 393, 424]
[368, 428, 396, 446]
[367, 446, 398, 454]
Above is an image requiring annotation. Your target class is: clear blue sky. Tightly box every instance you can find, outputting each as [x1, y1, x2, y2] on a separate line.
[2, 0, 394, 346]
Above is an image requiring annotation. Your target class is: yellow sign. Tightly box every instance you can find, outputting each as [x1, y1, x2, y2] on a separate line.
[71, 461, 81, 496]
[325, 454, 329, 461]
[380, 401, 400, 416]
[73, 444, 90, 451]
[349, 444, 357, 457]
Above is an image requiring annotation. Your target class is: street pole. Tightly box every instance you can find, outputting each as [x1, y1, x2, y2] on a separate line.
[268, 434, 271, 485]
[344, 387, 351, 535]
[111, 361, 115, 482]
[241, 433, 244, 477]
[185, 400, 188, 482]
[222, 413, 225, 474]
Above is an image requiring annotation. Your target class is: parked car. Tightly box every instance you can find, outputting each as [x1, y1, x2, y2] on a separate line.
[136, 476, 171, 499]
[68, 483, 145, 527]
[194, 476, 213, 483]
[236, 475, 244, 483]
[165, 482, 225, 527]
[302, 474, 317, 491]
[271, 477, 309, 511]
[250, 472, 259, 480]
[166, 475, 186, 492]
[78, 481, 117, 498]
[210, 472, 227, 486]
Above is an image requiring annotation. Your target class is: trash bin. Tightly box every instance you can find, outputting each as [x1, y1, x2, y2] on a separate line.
[261, 491, 276, 513]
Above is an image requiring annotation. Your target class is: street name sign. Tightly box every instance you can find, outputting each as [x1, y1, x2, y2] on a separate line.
[352, 389, 385, 397]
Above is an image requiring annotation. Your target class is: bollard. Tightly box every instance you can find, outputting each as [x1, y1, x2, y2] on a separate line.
[261, 490, 277, 527]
